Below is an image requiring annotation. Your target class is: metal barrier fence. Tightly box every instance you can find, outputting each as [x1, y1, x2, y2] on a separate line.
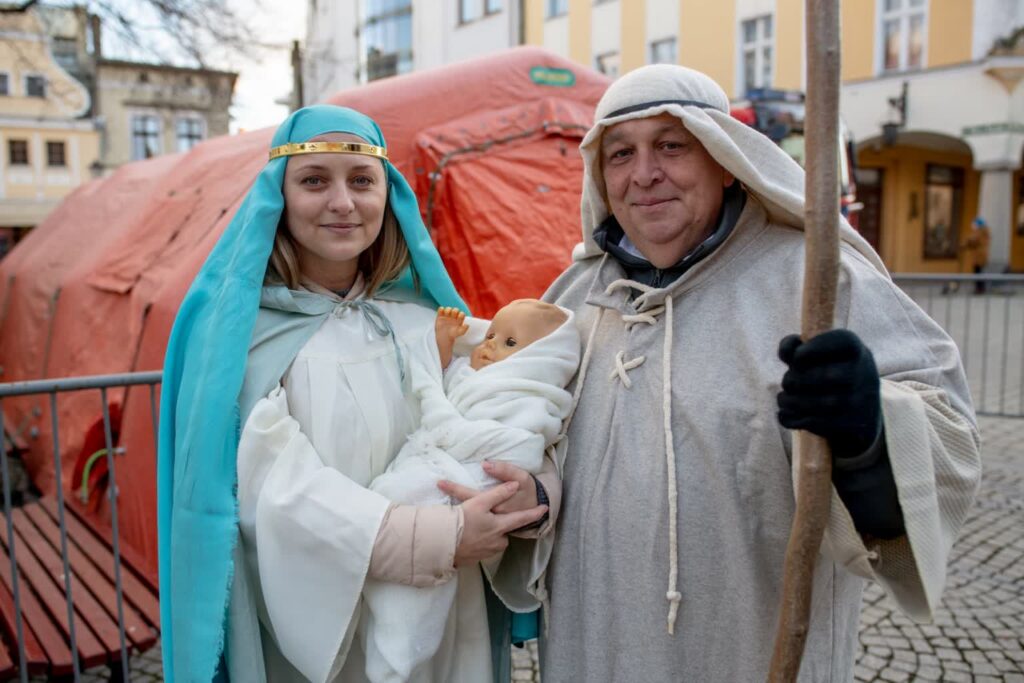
[893, 273, 1024, 419]
[0, 371, 161, 682]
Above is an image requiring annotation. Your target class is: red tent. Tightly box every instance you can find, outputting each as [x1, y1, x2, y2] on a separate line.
[0, 47, 609, 573]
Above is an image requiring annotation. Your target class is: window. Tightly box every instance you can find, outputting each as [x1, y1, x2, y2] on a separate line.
[176, 117, 204, 152]
[46, 141, 66, 167]
[25, 75, 46, 98]
[546, 0, 568, 19]
[458, 0, 481, 23]
[740, 15, 773, 94]
[361, 0, 413, 82]
[52, 37, 78, 71]
[923, 164, 964, 259]
[880, 0, 926, 72]
[1017, 174, 1024, 238]
[485, 0, 501, 14]
[0, 73, 9, 96]
[131, 115, 161, 160]
[650, 37, 677, 65]
[595, 52, 620, 78]
[8, 140, 29, 165]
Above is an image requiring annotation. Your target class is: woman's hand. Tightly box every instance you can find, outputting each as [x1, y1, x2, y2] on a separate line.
[447, 480, 548, 567]
[438, 461, 538, 513]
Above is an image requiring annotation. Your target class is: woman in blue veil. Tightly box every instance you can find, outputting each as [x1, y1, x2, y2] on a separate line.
[158, 105, 548, 682]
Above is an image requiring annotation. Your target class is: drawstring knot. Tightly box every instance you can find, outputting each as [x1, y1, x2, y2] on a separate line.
[333, 300, 406, 384]
[610, 351, 646, 387]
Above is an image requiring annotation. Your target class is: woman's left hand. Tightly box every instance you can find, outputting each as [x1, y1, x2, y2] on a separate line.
[438, 461, 537, 514]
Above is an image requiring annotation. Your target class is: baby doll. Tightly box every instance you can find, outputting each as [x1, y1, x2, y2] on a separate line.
[361, 299, 581, 683]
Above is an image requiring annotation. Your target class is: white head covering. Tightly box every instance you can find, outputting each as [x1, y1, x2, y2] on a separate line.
[574, 63, 887, 274]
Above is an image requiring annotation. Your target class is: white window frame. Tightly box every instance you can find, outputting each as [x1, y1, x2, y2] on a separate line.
[130, 112, 163, 161]
[739, 15, 774, 95]
[649, 37, 677, 65]
[594, 51, 621, 78]
[23, 72, 47, 98]
[0, 71, 10, 96]
[546, 0, 568, 19]
[175, 115, 206, 153]
[876, 0, 928, 74]
[458, 0, 482, 25]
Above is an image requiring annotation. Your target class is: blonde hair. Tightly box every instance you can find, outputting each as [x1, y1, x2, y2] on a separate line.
[266, 202, 413, 297]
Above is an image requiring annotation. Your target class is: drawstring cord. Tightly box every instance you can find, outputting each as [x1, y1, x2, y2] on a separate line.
[333, 300, 406, 384]
[606, 279, 682, 635]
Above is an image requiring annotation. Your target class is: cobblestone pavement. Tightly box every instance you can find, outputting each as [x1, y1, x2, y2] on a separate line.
[65, 417, 1021, 682]
[854, 415, 1024, 683]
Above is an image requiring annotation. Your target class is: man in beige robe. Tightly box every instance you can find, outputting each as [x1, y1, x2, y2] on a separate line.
[529, 64, 981, 681]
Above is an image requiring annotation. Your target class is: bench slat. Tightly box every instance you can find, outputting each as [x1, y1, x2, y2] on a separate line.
[22, 504, 156, 651]
[15, 508, 154, 654]
[54, 498, 159, 595]
[0, 533, 73, 676]
[38, 499, 161, 629]
[0, 578, 48, 677]
[0, 633, 14, 680]
[0, 516, 107, 671]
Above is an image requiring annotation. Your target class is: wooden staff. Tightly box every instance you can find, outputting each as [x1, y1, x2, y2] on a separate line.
[766, 0, 841, 681]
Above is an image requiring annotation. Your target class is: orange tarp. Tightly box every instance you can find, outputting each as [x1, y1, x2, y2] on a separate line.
[0, 47, 609, 573]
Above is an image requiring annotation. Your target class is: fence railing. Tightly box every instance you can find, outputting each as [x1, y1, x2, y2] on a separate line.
[0, 370, 161, 682]
[893, 273, 1024, 419]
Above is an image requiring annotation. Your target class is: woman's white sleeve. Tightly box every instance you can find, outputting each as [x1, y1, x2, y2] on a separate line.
[237, 385, 391, 683]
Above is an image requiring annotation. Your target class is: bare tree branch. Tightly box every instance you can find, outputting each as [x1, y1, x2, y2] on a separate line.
[83, 0, 267, 69]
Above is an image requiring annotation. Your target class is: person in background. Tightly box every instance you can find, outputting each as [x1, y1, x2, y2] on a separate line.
[961, 216, 992, 294]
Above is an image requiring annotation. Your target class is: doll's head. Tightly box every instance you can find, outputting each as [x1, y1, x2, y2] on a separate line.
[470, 299, 569, 370]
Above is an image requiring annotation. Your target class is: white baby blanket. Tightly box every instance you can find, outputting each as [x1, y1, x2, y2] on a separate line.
[361, 308, 580, 682]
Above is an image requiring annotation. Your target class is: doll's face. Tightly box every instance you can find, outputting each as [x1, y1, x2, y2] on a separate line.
[282, 132, 388, 289]
[470, 300, 566, 370]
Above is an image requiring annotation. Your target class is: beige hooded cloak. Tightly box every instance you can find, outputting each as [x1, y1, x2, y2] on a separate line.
[531, 65, 981, 682]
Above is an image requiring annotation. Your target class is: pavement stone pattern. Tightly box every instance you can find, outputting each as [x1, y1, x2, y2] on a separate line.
[853, 415, 1024, 683]
[54, 417, 1024, 682]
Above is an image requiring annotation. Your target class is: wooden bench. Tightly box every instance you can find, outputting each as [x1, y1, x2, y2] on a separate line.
[0, 497, 160, 680]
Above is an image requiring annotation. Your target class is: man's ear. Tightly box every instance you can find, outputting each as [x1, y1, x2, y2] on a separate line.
[723, 170, 736, 188]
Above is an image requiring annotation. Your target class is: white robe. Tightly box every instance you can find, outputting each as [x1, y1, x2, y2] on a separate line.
[360, 316, 580, 682]
[235, 299, 492, 683]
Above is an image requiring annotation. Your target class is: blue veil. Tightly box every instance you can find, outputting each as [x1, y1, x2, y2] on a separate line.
[157, 105, 468, 681]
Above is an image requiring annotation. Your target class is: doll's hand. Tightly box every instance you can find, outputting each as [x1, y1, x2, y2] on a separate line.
[435, 307, 469, 369]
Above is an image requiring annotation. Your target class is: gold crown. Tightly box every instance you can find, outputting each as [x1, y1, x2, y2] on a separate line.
[268, 141, 388, 161]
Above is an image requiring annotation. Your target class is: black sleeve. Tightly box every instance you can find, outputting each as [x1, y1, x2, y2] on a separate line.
[831, 428, 906, 539]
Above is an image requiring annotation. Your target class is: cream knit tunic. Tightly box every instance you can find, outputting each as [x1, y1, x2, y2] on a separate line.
[539, 197, 981, 682]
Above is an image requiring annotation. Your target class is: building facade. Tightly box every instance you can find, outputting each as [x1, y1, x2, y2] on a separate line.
[303, 0, 521, 98]
[305, 0, 1024, 273]
[94, 59, 236, 170]
[0, 5, 99, 254]
[0, 4, 238, 255]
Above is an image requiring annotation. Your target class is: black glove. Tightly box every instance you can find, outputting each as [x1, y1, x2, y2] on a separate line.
[776, 329, 881, 458]
[777, 329, 905, 539]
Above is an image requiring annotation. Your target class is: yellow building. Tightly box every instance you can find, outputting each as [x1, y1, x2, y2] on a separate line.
[522, 0, 1024, 274]
[0, 5, 99, 253]
[94, 59, 236, 171]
